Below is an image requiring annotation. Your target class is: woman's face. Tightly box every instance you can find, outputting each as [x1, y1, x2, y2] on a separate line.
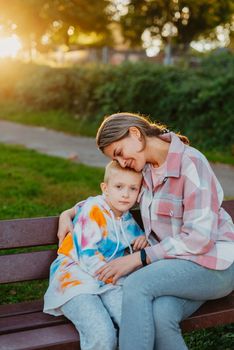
[103, 127, 147, 172]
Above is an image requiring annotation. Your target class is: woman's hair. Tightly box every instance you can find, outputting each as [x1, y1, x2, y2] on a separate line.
[96, 112, 189, 152]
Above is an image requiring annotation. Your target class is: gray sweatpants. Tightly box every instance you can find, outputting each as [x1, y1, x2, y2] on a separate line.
[61, 287, 122, 350]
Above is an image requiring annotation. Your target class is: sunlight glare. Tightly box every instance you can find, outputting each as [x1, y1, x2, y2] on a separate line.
[0, 35, 22, 58]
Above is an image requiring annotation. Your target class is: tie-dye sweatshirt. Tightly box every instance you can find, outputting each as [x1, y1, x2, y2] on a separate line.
[44, 195, 144, 316]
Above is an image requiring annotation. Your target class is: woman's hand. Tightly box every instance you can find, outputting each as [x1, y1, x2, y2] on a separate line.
[95, 252, 142, 285]
[132, 235, 149, 251]
[57, 207, 76, 247]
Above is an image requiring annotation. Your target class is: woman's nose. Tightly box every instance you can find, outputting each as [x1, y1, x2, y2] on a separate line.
[118, 158, 126, 168]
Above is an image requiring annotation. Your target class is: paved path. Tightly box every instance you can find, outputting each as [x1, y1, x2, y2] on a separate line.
[0, 120, 233, 197]
[0, 120, 107, 168]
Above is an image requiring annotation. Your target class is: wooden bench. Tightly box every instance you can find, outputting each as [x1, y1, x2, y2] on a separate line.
[0, 200, 234, 350]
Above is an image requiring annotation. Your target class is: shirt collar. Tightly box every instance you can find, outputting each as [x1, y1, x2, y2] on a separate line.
[142, 132, 185, 180]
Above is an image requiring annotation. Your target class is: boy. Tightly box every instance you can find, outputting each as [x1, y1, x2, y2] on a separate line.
[44, 161, 147, 350]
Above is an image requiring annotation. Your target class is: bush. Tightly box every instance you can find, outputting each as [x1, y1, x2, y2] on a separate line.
[0, 52, 233, 152]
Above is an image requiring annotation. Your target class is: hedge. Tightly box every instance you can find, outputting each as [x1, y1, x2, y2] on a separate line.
[0, 52, 233, 151]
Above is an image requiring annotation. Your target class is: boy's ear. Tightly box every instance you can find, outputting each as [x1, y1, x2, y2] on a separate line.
[100, 182, 107, 194]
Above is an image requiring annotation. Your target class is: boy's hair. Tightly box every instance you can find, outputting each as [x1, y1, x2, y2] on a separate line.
[104, 160, 142, 183]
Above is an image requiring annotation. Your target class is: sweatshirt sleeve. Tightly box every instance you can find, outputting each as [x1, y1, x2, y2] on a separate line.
[58, 201, 108, 276]
[145, 155, 223, 262]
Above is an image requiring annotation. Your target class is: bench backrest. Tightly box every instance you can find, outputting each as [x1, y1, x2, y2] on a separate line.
[0, 217, 59, 284]
[0, 200, 234, 284]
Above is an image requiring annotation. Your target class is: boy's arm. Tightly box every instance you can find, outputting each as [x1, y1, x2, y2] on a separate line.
[72, 203, 109, 277]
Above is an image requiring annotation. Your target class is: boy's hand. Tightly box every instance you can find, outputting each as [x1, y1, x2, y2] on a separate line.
[96, 253, 142, 285]
[132, 235, 149, 251]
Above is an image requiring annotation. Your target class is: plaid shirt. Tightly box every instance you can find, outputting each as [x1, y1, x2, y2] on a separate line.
[140, 133, 234, 270]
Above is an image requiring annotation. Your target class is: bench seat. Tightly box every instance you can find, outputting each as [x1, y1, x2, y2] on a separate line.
[0, 200, 233, 350]
[0, 291, 233, 349]
[0, 324, 79, 350]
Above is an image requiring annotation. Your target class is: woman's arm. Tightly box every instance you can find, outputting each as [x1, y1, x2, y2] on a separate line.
[96, 251, 151, 284]
[57, 206, 76, 247]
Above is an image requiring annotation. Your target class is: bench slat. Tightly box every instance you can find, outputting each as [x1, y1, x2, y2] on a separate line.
[0, 311, 68, 335]
[0, 250, 57, 283]
[0, 292, 233, 336]
[0, 300, 43, 318]
[222, 200, 234, 216]
[181, 291, 234, 331]
[0, 217, 59, 249]
[0, 324, 80, 350]
[182, 308, 234, 332]
[0, 201, 232, 250]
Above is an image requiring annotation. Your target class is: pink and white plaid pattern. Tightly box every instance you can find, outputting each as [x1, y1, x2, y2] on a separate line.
[139, 133, 234, 270]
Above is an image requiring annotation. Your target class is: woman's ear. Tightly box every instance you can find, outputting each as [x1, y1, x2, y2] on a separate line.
[129, 126, 141, 139]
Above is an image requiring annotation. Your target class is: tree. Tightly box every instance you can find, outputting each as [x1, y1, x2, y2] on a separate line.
[0, 0, 112, 52]
[42, 0, 112, 48]
[115, 0, 234, 53]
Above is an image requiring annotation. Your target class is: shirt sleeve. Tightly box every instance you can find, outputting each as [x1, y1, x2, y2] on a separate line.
[145, 155, 223, 261]
[58, 201, 108, 276]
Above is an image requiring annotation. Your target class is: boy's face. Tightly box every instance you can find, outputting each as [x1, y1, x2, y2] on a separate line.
[101, 169, 142, 218]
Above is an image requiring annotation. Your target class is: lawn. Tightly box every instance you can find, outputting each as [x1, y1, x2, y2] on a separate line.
[0, 143, 104, 220]
[0, 101, 98, 137]
[0, 101, 234, 166]
[0, 144, 233, 349]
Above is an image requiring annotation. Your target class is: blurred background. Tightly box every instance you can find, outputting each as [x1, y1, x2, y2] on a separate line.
[0, 0, 233, 155]
[0, 0, 234, 64]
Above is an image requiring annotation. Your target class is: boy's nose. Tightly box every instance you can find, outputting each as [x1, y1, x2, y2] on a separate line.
[122, 189, 129, 198]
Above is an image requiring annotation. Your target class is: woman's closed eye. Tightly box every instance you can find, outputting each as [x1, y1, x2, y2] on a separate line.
[114, 149, 122, 158]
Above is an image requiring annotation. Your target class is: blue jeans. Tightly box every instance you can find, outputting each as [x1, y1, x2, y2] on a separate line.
[119, 259, 234, 350]
[61, 288, 123, 350]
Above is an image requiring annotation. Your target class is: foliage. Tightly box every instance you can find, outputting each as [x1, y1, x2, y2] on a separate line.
[0, 52, 233, 153]
[0, 0, 112, 50]
[184, 324, 234, 350]
[116, 0, 234, 47]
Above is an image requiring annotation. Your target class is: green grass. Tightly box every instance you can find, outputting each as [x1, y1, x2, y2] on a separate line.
[0, 143, 104, 306]
[184, 325, 234, 350]
[0, 280, 49, 304]
[0, 101, 97, 137]
[203, 150, 234, 166]
[0, 144, 233, 350]
[0, 143, 104, 220]
[0, 100, 234, 165]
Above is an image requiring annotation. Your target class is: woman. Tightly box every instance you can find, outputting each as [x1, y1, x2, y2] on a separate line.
[58, 112, 234, 350]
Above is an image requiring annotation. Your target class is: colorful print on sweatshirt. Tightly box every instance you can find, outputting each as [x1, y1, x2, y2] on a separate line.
[44, 195, 144, 316]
